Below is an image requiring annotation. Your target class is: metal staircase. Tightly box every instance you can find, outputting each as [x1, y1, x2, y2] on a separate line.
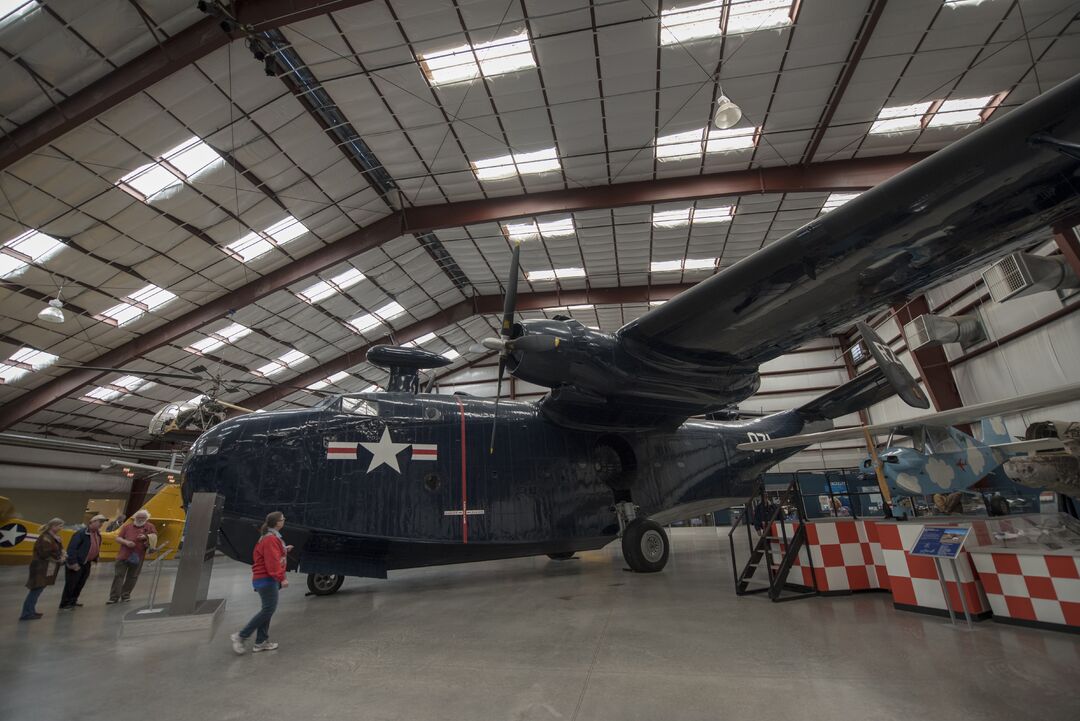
[728, 478, 818, 602]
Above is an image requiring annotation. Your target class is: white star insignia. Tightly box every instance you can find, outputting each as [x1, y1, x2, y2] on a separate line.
[360, 426, 410, 474]
[0, 524, 27, 547]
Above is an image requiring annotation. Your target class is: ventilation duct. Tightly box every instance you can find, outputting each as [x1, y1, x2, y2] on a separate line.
[905, 314, 986, 352]
[982, 252, 1080, 303]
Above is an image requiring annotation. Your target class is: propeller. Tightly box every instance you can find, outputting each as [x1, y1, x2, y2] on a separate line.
[488, 241, 522, 454]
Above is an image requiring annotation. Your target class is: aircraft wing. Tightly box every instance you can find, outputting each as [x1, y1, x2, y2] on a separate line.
[988, 438, 1065, 454]
[617, 73, 1080, 367]
[736, 382, 1080, 451]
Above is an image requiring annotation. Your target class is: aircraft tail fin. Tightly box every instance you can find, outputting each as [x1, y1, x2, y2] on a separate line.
[137, 484, 185, 521]
[796, 366, 895, 422]
[980, 416, 1013, 445]
[0, 496, 16, 523]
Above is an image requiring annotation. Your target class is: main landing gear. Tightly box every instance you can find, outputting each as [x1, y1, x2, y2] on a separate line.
[615, 501, 670, 573]
[306, 572, 345, 596]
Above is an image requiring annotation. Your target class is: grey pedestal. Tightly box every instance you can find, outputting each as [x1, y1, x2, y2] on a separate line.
[120, 599, 226, 640]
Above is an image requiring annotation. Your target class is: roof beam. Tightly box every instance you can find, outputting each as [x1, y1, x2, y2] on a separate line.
[0, 153, 923, 431]
[239, 283, 696, 409]
[0, 0, 379, 172]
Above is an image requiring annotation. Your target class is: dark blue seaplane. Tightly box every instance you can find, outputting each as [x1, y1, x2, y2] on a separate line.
[183, 72, 1080, 595]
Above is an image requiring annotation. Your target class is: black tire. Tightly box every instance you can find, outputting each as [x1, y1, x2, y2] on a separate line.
[547, 551, 576, 560]
[621, 518, 669, 573]
[306, 573, 345, 596]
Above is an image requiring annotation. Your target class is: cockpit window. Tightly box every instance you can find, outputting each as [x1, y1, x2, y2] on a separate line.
[341, 397, 379, 417]
[884, 455, 899, 464]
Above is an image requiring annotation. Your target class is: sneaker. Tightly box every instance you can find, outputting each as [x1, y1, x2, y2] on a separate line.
[58, 605, 74, 611]
[120, 596, 131, 603]
[230, 633, 247, 655]
[106, 599, 120, 605]
[252, 641, 279, 652]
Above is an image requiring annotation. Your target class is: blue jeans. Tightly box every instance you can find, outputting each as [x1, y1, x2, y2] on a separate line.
[21, 587, 44, 619]
[239, 582, 278, 644]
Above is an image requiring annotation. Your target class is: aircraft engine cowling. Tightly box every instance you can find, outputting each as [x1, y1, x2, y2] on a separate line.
[505, 318, 614, 394]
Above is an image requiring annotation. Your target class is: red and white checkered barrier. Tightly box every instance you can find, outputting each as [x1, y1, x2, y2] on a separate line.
[969, 550, 1080, 632]
[767, 518, 992, 618]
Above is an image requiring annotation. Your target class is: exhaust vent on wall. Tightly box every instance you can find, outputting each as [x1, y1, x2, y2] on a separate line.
[982, 252, 1080, 303]
[905, 314, 985, 352]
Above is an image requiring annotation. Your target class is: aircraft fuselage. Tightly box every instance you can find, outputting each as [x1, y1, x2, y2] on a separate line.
[182, 393, 810, 578]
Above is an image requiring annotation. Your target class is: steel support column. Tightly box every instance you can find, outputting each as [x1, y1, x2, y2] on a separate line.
[1052, 220, 1080, 279]
[892, 296, 964, 412]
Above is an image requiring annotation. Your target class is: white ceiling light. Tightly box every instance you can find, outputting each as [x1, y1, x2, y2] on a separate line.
[37, 296, 65, 324]
[713, 94, 742, 129]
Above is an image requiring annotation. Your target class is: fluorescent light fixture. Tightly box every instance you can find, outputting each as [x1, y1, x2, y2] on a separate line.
[420, 31, 536, 85]
[99, 284, 177, 326]
[651, 258, 716, 273]
[225, 215, 309, 263]
[656, 126, 757, 161]
[525, 267, 587, 282]
[186, 322, 251, 355]
[660, 1, 792, 45]
[296, 267, 366, 304]
[347, 301, 407, 334]
[821, 192, 861, 214]
[0, 347, 58, 384]
[254, 349, 312, 378]
[927, 95, 995, 128]
[307, 370, 351, 391]
[503, 217, 575, 240]
[869, 101, 933, 134]
[0, 229, 64, 277]
[473, 147, 560, 181]
[83, 374, 150, 402]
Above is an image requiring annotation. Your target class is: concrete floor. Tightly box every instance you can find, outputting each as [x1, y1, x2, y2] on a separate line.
[3, 528, 1079, 721]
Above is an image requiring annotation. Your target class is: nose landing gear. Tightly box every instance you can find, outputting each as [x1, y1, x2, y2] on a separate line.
[614, 500, 670, 573]
[306, 572, 345, 596]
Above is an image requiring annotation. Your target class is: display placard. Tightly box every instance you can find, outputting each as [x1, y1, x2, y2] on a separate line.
[909, 526, 971, 559]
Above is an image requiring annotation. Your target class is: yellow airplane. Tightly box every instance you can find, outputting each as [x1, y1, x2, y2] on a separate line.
[0, 484, 185, 566]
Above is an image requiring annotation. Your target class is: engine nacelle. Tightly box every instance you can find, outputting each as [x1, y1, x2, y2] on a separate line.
[505, 318, 614, 393]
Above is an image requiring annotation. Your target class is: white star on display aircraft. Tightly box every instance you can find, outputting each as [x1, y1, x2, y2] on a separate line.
[361, 426, 410, 474]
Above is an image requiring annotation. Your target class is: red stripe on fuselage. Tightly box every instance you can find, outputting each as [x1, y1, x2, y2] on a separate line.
[454, 396, 468, 544]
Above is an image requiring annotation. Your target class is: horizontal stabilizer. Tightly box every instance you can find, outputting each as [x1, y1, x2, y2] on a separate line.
[738, 381, 1080, 451]
[856, 321, 929, 409]
[989, 438, 1065, 454]
[795, 366, 893, 422]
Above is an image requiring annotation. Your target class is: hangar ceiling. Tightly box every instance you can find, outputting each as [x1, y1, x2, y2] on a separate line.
[0, 0, 1077, 444]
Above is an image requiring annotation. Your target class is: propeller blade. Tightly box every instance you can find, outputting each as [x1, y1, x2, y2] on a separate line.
[500, 241, 521, 338]
[480, 337, 506, 352]
[467, 343, 488, 355]
[58, 365, 209, 382]
[509, 335, 560, 353]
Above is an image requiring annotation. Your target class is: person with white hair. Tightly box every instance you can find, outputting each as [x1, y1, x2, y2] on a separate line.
[106, 508, 157, 604]
[20, 518, 65, 620]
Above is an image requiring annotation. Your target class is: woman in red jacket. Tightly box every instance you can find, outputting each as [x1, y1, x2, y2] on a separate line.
[231, 511, 291, 654]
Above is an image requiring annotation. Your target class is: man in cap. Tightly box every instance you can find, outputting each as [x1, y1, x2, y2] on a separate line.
[59, 513, 108, 609]
[107, 509, 157, 604]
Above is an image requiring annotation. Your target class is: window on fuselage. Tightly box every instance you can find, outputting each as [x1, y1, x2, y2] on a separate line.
[341, 397, 379, 417]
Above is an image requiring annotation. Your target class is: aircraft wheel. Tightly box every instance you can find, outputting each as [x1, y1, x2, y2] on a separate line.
[621, 518, 669, 573]
[306, 573, 345, 596]
[547, 552, 576, 560]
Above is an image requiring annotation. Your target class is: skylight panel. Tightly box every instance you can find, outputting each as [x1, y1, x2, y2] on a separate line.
[546, 304, 594, 312]
[0, 229, 64, 277]
[410, 332, 438, 345]
[649, 300, 667, 307]
[943, 0, 988, 7]
[727, 0, 794, 34]
[693, 206, 734, 223]
[0, 1, 38, 30]
[225, 216, 308, 264]
[253, 349, 312, 378]
[821, 192, 861, 214]
[83, 375, 149, 402]
[420, 32, 536, 86]
[119, 163, 181, 198]
[525, 267, 587, 282]
[473, 147, 560, 181]
[504, 217, 576, 240]
[346, 301, 407, 335]
[307, 371, 351, 391]
[0, 347, 58, 384]
[99, 284, 177, 326]
[652, 208, 693, 227]
[296, 267, 366, 304]
[443, 349, 461, 362]
[162, 137, 222, 178]
[927, 95, 995, 128]
[656, 126, 757, 161]
[869, 101, 933, 134]
[651, 258, 716, 272]
[660, 1, 722, 45]
[186, 322, 251, 355]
